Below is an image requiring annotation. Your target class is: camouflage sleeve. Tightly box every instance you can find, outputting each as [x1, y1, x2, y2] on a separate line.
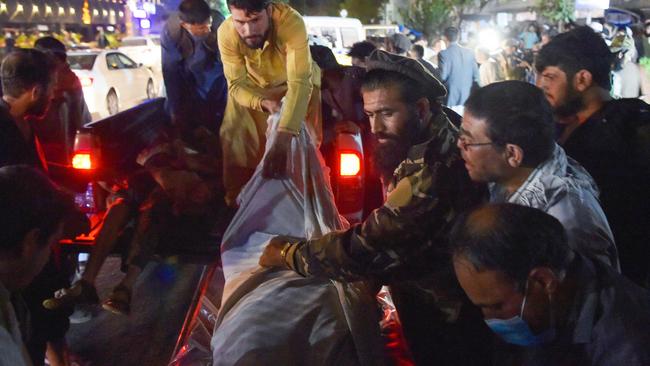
[288, 160, 454, 282]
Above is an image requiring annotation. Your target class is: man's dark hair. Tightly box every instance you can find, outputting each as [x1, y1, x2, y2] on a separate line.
[464, 81, 555, 168]
[227, 0, 271, 13]
[1, 49, 55, 98]
[310, 45, 339, 70]
[0, 166, 75, 256]
[361, 69, 426, 105]
[444, 27, 459, 43]
[450, 203, 572, 290]
[179, 0, 211, 24]
[348, 41, 376, 60]
[410, 44, 424, 59]
[535, 26, 613, 91]
[34, 36, 67, 62]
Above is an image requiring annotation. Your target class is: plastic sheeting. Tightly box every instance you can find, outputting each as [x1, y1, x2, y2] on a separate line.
[172, 110, 384, 365]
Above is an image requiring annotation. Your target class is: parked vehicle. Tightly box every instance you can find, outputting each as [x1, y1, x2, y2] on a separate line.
[363, 24, 399, 39]
[68, 50, 157, 121]
[303, 16, 364, 66]
[118, 35, 162, 71]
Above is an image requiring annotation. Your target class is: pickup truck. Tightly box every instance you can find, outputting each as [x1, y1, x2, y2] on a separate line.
[54, 97, 371, 364]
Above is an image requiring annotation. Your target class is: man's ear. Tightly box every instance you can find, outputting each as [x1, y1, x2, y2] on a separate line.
[504, 143, 524, 168]
[573, 69, 594, 93]
[29, 85, 42, 102]
[415, 96, 431, 122]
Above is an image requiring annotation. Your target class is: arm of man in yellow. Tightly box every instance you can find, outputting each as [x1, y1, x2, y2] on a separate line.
[217, 21, 264, 112]
[275, 11, 314, 135]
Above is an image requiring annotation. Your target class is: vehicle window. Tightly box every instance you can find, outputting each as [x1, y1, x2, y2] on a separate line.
[105, 53, 122, 70]
[341, 27, 360, 48]
[117, 53, 138, 69]
[67, 54, 98, 70]
[320, 27, 338, 48]
[121, 38, 147, 47]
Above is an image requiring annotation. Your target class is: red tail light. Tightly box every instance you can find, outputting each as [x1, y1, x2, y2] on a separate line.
[80, 76, 94, 88]
[72, 152, 93, 170]
[72, 131, 98, 170]
[339, 152, 362, 177]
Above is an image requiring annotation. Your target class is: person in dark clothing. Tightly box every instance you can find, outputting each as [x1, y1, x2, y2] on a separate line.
[95, 28, 109, 49]
[33, 36, 91, 165]
[1, 49, 74, 366]
[0, 49, 54, 169]
[408, 44, 440, 81]
[536, 26, 650, 288]
[0, 166, 76, 366]
[161, 0, 227, 139]
[451, 203, 650, 366]
[348, 40, 376, 68]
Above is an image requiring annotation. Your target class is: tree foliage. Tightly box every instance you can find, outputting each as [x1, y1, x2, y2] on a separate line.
[287, 0, 342, 16]
[208, 0, 229, 16]
[400, 0, 493, 41]
[341, 0, 387, 23]
[537, 0, 575, 24]
[400, 0, 451, 40]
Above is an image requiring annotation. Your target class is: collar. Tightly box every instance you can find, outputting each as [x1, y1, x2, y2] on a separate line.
[490, 144, 582, 207]
[406, 110, 458, 163]
[559, 254, 600, 344]
[389, 110, 458, 188]
[259, 6, 276, 52]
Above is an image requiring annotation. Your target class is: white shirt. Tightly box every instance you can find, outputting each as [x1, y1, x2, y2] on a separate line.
[0, 282, 31, 366]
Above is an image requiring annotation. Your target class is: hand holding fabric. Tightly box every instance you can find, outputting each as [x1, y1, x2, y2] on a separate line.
[262, 131, 293, 179]
[259, 236, 292, 268]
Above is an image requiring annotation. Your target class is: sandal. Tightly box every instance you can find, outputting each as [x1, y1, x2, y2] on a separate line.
[102, 285, 132, 315]
[43, 280, 99, 310]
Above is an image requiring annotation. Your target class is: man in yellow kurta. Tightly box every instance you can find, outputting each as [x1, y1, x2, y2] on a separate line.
[218, 0, 321, 206]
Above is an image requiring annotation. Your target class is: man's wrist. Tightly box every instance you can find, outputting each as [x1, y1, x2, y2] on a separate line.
[281, 242, 300, 271]
[276, 126, 299, 137]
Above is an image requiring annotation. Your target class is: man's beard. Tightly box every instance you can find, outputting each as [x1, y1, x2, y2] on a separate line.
[553, 83, 585, 119]
[370, 113, 422, 182]
[241, 29, 269, 49]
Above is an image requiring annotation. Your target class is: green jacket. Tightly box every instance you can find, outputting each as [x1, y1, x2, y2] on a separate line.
[287, 110, 487, 287]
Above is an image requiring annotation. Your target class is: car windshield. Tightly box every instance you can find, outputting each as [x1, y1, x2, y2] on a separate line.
[68, 54, 98, 70]
[121, 38, 147, 47]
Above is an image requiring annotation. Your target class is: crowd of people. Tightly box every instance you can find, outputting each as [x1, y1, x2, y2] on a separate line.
[396, 20, 650, 107]
[1, 0, 649, 365]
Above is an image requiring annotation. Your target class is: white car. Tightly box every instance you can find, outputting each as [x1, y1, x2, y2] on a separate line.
[68, 50, 157, 121]
[118, 35, 162, 72]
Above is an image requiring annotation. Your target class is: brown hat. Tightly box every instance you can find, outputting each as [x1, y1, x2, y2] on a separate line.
[366, 49, 447, 99]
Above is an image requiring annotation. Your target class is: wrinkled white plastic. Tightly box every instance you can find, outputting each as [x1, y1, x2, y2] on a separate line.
[208, 110, 384, 366]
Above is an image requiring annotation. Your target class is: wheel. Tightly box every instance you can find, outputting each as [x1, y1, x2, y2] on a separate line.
[107, 90, 119, 115]
[146, 79, 156, 99]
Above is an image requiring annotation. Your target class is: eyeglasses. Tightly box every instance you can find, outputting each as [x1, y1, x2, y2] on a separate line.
[457, 137, 498, 152]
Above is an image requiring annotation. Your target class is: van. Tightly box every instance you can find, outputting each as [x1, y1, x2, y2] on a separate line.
[363, 24, 399, 39]
[303, 16, 364, 65]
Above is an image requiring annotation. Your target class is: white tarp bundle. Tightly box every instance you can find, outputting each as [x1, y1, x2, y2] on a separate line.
[211, 111, 384, 366]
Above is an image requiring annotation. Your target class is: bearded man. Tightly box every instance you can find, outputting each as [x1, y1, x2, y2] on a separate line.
[260, 50, 493, 365]
[535, 26, 650, 287]
[217, 0, 322, 206]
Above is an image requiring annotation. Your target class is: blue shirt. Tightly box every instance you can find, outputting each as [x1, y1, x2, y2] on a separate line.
[161, 14, 228, 130]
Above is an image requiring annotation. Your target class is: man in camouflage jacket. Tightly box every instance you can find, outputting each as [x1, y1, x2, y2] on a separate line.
[261, 50, 491, 365]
